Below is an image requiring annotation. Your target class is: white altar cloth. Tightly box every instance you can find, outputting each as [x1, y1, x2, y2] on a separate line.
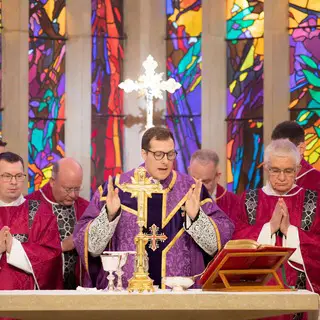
[0, 289, 318, 320]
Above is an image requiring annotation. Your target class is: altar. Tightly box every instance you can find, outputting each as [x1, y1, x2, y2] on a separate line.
[0, 290, 318, 320]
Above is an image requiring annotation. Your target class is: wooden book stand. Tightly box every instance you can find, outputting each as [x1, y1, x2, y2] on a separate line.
[200, 240, 296, 292]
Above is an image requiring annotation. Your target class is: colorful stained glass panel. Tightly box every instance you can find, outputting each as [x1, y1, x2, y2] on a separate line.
[226, 0, 264, 40]
[28, 119, 65, 191]
[28, 0, 66, 192]
[0, 1, 3, 139]
[289, 1, 320, 170]
[29, 0, 66, 38]
[289, 0, 320, 29]
[91, 0, 124, 194]
[166, 0, 202, 173]
[227, 120, 263, 194]
[226, 0, 264, 194]
[226, 38, 264, 193]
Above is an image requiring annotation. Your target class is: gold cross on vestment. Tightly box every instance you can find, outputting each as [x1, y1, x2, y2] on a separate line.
[145, 224, 167, 251]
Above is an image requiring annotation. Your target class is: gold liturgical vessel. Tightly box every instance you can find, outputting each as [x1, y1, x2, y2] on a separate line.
[120, 167, 167, 292]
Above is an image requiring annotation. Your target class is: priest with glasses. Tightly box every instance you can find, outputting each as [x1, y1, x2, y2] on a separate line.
[0, 152, 63, 290]
[74, 126, 234, 289]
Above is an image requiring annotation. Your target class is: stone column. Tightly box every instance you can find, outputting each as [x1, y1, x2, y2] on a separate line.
[264, 0, 289, 147]
[202, 0, 227, 185]
[65, 0, 92, 200]
[2, 0, 29, 193]
[122, 0, 166, 171]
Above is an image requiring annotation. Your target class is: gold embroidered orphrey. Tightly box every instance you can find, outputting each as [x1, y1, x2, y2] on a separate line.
[119, 167, 165, 292]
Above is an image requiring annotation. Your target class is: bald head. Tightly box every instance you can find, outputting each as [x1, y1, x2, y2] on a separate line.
[50, 157, 83, 206]
[188, 149, 221, 195]
[52, 157, 83, 179]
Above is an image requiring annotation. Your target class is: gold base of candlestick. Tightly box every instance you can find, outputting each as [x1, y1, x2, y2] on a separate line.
[128, 272, 154, 293]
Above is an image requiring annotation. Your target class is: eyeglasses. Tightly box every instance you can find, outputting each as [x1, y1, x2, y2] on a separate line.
[0, 173, 27, 182]
[146, 149, 178, 161]
[268, 167, 296, 177]
[62, 186, 83, 194]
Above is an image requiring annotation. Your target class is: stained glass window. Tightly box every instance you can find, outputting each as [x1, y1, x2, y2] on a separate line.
[226, 0, 264, 194]
[289, 0, 320, 169]
[91, 0, 124, 194]
[0, 1, 3, 140]
[28, 0, 66, 192]
[166, 0, 202, 173]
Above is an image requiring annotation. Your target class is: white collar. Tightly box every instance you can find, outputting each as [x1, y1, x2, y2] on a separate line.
[0, 194, 26, 207]
[40, 188, 75, 207]
[211, 186, 217, 200]
[262, 181, 302, 197]
[40, 188, 59, 205]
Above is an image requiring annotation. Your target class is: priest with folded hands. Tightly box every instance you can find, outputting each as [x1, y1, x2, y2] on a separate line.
[0, 152, 63, 289]
[233, 139, 320, 318]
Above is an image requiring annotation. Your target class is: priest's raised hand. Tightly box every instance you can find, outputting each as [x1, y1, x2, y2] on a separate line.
[105, 175, 121, 221]
[185, 179, 202, 220]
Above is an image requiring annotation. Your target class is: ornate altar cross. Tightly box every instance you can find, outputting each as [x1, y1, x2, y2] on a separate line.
[118, 55, 181, 129]
[146, 224, 167, 252]
[119, 167, 164, 292]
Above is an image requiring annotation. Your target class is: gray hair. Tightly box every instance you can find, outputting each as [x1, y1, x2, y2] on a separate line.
[264, 139, 300, 166]
[190, 149, 220, 166]
[51, 162, 59, 179]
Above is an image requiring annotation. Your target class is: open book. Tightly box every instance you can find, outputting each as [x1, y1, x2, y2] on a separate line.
[224, 239, 273, 250]
[200, 240, 295, 291]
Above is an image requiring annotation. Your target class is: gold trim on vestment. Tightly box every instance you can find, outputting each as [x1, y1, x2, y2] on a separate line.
[161, 175, 193, 229]
[163, 170, 177, 193]
[209, 217, 222, 252]
[161, 228, 185, 289]
[84, 220, 93, 273]
[162, 190, 192, 229]
[200, 198, 213, 206]
[215, 189, 227, 201]
[121, 204, 138, 216]
[98, 185, 107, 201]
[114, 174, 121, 189]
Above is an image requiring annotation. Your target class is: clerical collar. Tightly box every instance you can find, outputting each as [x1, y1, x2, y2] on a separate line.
[40, 188, 74, 207]
[139, 163, 174, 190]
[262, 181, 302, 197]
[211, 186, 217, 200]
[0, 194, 26, 207]
[151, 171, 174, 190]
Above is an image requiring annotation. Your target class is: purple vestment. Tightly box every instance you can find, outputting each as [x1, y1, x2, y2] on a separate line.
[74, 168, 234, 289]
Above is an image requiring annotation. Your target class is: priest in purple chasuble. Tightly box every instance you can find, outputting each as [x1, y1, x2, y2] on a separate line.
[233, 140, 320, 320]
[272, 121, 320, 192]
[0, 152, 63, 290]
[74, 127, 234, 289]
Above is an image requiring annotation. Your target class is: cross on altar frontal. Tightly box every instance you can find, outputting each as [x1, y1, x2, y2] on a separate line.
[146, 224, 167, 251]
[118, 55, 181, 129]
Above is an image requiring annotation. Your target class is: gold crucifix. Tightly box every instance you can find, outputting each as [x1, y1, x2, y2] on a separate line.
[146, 224, 167, 251]
[119, 167, 164, 292]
